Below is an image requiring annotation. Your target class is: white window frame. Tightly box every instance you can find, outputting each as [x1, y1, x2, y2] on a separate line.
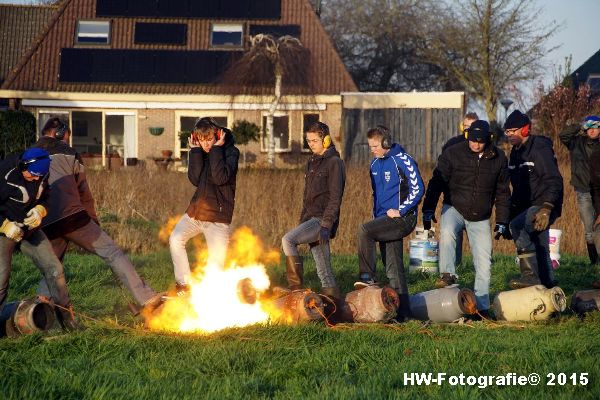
[210, 23, 244, 48]
[301, 112, 321, 153]
[76, 20, 111, 45]
[261, 112, 292, 153]
[175, 111, 231, 161]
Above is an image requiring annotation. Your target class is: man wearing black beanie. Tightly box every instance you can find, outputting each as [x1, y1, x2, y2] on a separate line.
[504, 110, 563, 289]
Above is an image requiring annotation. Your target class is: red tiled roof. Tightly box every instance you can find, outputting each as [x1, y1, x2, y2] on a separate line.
[2, 0, 357, 95]
[0, 4, 58, 85]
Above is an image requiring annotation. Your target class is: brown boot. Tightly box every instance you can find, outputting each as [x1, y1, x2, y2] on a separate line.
[510, 251, 541, 289]
[286, 255, 304, 290]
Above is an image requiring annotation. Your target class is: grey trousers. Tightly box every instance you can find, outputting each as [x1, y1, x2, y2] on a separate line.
[0, 231, 71, 311]
[39, 220, 156, 307]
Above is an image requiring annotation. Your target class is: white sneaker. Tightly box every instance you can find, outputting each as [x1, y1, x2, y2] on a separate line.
[353, 279, 377, 290]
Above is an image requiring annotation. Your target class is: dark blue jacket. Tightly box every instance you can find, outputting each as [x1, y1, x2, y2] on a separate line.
[370, 143, 424, 218]
[509, 135, 563, 218]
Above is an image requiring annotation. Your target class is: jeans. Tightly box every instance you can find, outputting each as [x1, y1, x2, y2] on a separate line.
[1, 231, 71, 311]
[439, 205, 492, 310]
[357, 213, 416, 296]
[282, 217, 336, 288]
[39, 220, 156, 307]
[509, 206, 556, 288]
[576, 190, 596, 244]
[170, 213, 230, 286]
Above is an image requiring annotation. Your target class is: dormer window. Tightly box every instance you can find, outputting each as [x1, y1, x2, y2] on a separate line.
[587, 74, 600, 94]
[210, 23, 243, 48]
[76, 20, 110, 45]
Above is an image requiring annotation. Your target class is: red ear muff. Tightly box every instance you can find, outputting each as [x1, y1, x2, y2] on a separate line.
[521, 124, 530, 137]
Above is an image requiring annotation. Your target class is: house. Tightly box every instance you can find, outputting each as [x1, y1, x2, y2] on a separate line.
[571, 49, 600, 94]
[0, 3, 58, 109]
[0, 0, 357, 168]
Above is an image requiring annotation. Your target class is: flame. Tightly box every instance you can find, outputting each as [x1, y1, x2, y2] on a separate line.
[148, 225, 283, 333]
[158, 215, 182, 243]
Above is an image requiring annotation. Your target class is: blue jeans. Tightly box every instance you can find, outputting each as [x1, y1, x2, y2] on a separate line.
[576, 190, 595, 244]
[170, 213, 230, 285]
[40, 220, 157, 307]
[509, 206, 556, 288]
[439, 205, 492, 310]
[1, 231, 71, 311]
[282, 217, 336, 288]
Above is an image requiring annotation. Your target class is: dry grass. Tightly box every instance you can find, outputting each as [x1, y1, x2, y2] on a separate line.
[86, 155, 585, 257]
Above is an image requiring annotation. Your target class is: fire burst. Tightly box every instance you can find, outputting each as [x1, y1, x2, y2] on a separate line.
[147, 225, 280, 333]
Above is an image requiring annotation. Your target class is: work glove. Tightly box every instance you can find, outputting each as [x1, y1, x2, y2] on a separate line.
[532, 203, 553, 231]
[494, 223, 511, 240]
[24, 205, 47, 228]
[422, 210, 437, 231]
[0, 219, 24, 242]
[318, 226, 330, 246]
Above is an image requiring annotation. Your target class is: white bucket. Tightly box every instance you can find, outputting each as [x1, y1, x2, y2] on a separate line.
[409, 238, 439, 274]
[549, 229, 562, 269]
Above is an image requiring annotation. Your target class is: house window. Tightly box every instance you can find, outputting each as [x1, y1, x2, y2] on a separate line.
[38, 111, 70, 137]
[76, 20, 110, 45]
[210, 23, 243, 47]
[179, 116, 228, 166]
[302, 113, 320, 152]
[587, 74, 600, 94]
[262, 114, 290, 152]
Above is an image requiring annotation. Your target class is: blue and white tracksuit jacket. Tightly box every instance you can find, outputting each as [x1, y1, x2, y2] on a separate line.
[370, 143, 425, 218]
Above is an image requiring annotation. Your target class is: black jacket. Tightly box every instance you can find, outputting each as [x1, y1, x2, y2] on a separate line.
[508, 135, 563, 218]
[0, 155, 49, 227]
[300, 145, 345, 237]
[590, 147, 600, 215]
[422, 141, 510, 223]
[186, 129, 240, 224]
[559, 124, 599, 191]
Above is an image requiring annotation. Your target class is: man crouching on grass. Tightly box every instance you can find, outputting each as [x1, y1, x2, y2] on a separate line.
[169, 118, 240, 295]
[277, 122, 346, 302]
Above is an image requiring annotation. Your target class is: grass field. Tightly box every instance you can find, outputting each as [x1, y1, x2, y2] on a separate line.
[1, 249, 599, 399]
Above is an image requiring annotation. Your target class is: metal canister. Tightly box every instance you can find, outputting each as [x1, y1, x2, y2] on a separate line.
[340, 286, 399, 323]
[410, 286, 477, 322]
[493, 285, 566, 321]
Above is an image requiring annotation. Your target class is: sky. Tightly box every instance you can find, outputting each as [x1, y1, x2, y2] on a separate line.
[1, 0, 598, 112]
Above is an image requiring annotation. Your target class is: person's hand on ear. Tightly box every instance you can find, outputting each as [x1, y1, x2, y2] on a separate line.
[214, 129, 226, 147]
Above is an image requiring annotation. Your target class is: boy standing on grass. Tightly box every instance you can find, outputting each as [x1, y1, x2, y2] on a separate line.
[169, 118, 240, 295]
[421, 120, 511, 316]
[34, 118, 163, 314]
[0, 147, 76, 329]
[559, 115, 600, 265]
[278, 122, 345, 301]
[354, 126, 424, 320]
[504, 110, 563, 289]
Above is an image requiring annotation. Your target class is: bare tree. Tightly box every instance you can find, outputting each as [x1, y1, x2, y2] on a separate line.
[421, 0, 559, 122]
[222, 34, 311, 167]
[320, 0, 457, 92]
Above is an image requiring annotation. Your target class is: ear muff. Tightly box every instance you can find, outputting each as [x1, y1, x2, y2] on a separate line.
[322, 134, 331, 149]
[18, 155, 50, 172]
[521, 124, 530, 137]
[55, 122, 68, 140]
[460, 122, 468, 139]
[375, 125, 392, 149]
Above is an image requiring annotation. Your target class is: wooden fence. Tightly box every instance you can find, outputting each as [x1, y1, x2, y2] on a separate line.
[341, 92, 465, 164]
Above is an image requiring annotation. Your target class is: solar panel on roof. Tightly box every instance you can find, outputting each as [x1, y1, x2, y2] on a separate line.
[248, 24, 301, 38]
[96, 0, 280, 19]
[59, 48, 238, 84]
[135, 23, 187, 45]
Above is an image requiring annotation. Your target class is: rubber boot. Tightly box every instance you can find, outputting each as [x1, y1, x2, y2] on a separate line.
[510, 251, 541, 289]
[587, 244, 599, 265]
[286, 255, 304, 290]
[396, 292, 412, 322]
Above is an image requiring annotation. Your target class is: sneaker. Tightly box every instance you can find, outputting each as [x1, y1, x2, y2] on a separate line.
[353, 279, 377, 290]
[175, 282, 190, 297]
[435, 273, 457, 288]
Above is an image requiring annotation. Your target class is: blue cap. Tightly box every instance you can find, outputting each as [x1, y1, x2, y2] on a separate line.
[582, 115, 600, 130]
[20, 148, 50, 176]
